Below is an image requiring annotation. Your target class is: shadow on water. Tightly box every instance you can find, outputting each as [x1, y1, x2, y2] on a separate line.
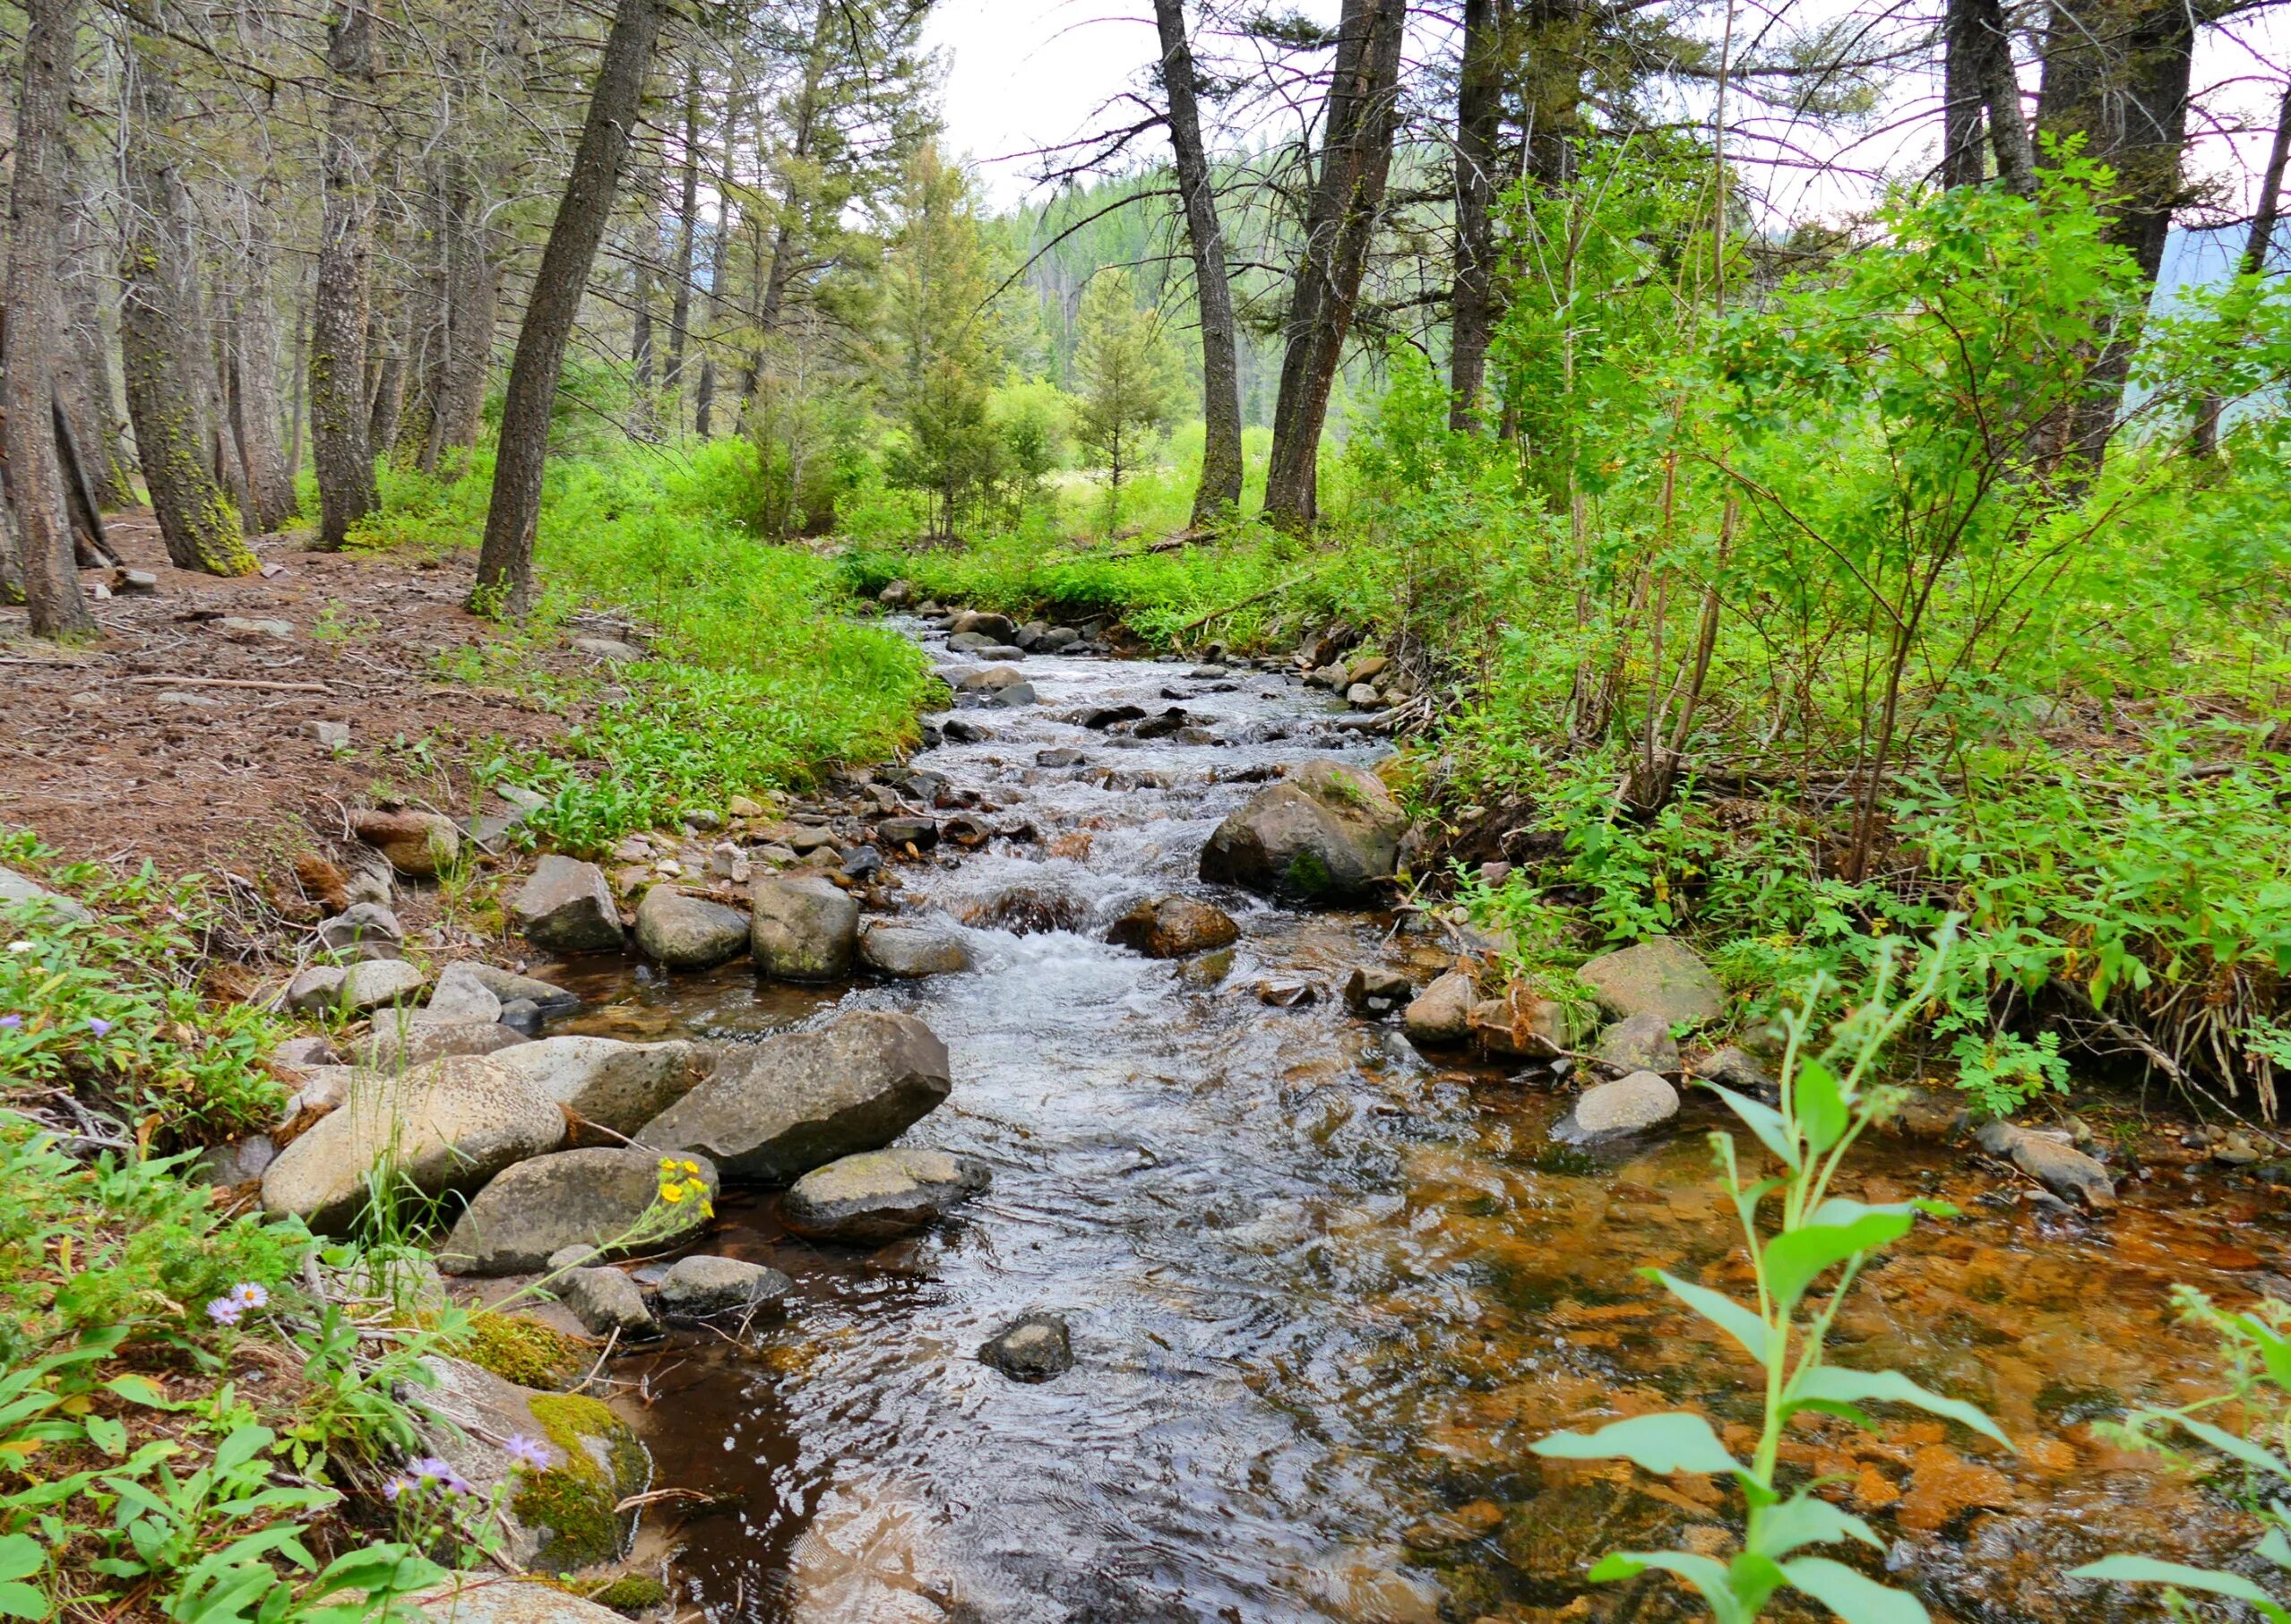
[567, 624, 2288, 1623]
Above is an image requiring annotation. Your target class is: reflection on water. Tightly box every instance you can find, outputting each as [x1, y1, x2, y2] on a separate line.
[590, 630, 2284, 1622]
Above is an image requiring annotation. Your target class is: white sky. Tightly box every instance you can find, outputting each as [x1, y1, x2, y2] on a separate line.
[926, 0, 2291, 230]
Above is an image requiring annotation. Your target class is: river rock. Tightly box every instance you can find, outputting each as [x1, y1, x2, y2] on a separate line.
[260, 1055, 566, 1233]
[1402, 971, 1477, 1044]
[1468, 984, 1570, 1060]
[1106, 895, 1239, 958]
[1563, 1071, 1681, 1140]
[418, 1580, 643, 1624]
[949, 610, 1017, 641]
[858, 919, 971, 977]
[1198, 760, 1408, 901]
[878, 579, 913, 606]
[316, 902, 402, 960]
[284, 966, 348, 1013]
[490, 1035, 711, 1138]
[511, 857, 624, 954]
[638, 1010, 952, 1183]
[427, 962, 504, 1022]
[350, 810, 460, 877]
[1079, 704, 1145, 729]
[1594, 1013, 1681, 1076]
[634, 888, 750, 969]
[412, 1355, 649, 1573]
[356, 1011, 527, 1070]
[0, 867, 90, 923]
[1695, 1045, 1778, 1100]
[780, 1148, 992, 1242]
[555, 1267, 657, 1339]
[439, 1147, 719, 1275]
[655, 1255, 792, 1319]
[1038, 627, 1081, 652]
[991, 681, 1038, 708]
[1976, 1121, 2117, 1211]
[979, 1313, 1072, 1382]
[750, 874, 859, 981]
[968, 881, 1087, 935]
[956, 666, 1025, 692]
[272, 1034, 339, 1070]
[464, 965, 581, 1016]
[876, 815, 937, 850]
[1577, 938, 1725, 1027]
[335, 958, 428, 1014]
[1343, 966, 1414, 1018]
[945, 632, 998, 654]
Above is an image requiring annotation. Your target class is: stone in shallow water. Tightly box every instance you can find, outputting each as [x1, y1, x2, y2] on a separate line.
[1106, 895, 1239, 958]
[654, 1255, 792, 1319]
[979, 1312, 1072, 1382]
[1593, 1012, 1680, 1076]
[1556, 1070, 1680, 1142]
[780, 1147, 992, 1242]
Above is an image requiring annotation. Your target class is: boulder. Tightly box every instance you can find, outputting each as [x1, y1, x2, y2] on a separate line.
[465, 965, 581, 1016]
[1038, 627, 1081, 653]
[639, 1010, 951, 1183]
[966, 881, 1086, 935]
[1692, 1045, 1777, 1099]
[878, 578, 913, 606]
[1563, 1071, 1682, 1140]
[991, 681, 1038, 708]
[1035, 748, 1085, 769]
[1079, 704, 1145, 729]
[440, 1148, 718, 1275]
[0, 867, 90, 923]
[876, 816, 937, 851]
[510, 857, 624, 955]
[259, 1056, 566, 1233]
[1402, 971, 1477, 1045]
[655, 1255, 792, 1319]
[1577, 938, 1725, 1027]
[979, 1313, 1072, 1382]
[284, 966, 348, 1014]
[355, 1011, 527, 1070]
[858, 920, 971, 978]
[945, 632, 997, 654]
[1343, 966, 1414, 1018]
[316, 902, 402, 960]
[411, 1357, 649, 1573]
[272, 1035, 339, 1070]
[780, 1148, 991, 1242]
[1346, 683, 1382, 709]
[1468, 984, 1570, 1060]
[948, 610, 1017, 641]
[750, 874, 859, 982]
[555, 1267, 656, 1339]
[1197, 760, 1408, 901]
[634, 888, 750, 970]
[489, 1036, 711, 1139]
[1976, 1121, 2117, 1211]
[427, 962, 504, 1022]
[350, 810, 460, 878]
[1106, 896, 1240, 958]
[1594, 1013, 1681, 1077]
[338, 958, 429, 1014]
[956, 666, 1025, 692]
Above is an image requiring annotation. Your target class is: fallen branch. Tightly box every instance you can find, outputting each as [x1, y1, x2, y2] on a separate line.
[121, 675, 333, 694]
[1176, 566, 1324, 639]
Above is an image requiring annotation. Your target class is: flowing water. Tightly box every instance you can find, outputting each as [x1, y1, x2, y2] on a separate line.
[551, 624, 2291, 1623]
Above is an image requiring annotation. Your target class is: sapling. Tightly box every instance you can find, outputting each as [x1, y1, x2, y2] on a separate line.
[1534, 924, 2012, 1622]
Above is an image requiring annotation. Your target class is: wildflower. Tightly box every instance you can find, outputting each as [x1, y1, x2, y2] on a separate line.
[207, 1296, 245, 1326]
[230, 1282, 269, 1310]
[6, 942, 30, 954]
[87, 1017, 112, 1037]
[0, 1015, 19, 1029]
[383, 1474, 416, 1502]
[659, 1181, 686, 1204]
[501, 1434, 556, 1472]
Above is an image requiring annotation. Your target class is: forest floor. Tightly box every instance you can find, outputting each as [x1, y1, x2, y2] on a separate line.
[0, 512, 598, 881]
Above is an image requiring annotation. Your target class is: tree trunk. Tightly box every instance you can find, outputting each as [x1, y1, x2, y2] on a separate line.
[665, 58, 702, 421]
[310, 0, 380, 550]
[395, 166, 452, 469]
[119, 31, 251, 575]
[285, 268, 310, 485]
[228, 215, 297, 530]
[693, 104, 736, 438]
[1154, 0, 1245, 520]
[1942, 0, 1989, 186]
[631, 238, 655, 400]
[1262, 0, 1408, 531]
[59, 203, 130, 510]
[4, 0, 93, 638]
[440, 181, 499, 457]
[1449, 0, 1506, 427]
[1972, 0, 2035, 193]
[366, 291, 408, 456]
[473, 0, 662, 614]
[2194, 82, 2291, 455]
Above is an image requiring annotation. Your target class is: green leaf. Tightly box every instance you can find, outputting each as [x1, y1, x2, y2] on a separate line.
[2173, 1414, 2291, 1482]
[102, 1376, 174, 1411]
[83, 1414, 126, 1457]
[1787, 1367, 2012, 1449]
[1781, 1556, 1931, 1624]
[1702, 1083, 1800, 1168]
[2071, 1556, 2291, 1621]
[0, 1581, 47, 1620]
[1532, 1413, 1743, 1477]
[1762, 1201, 1917, 1312]
[1589, 1551, 1752, 1624]
[1796, 1059, 1849, 1156]
[0, 1542, 41, 1591]
[1753, 1491, 1884, 1559]
[1649, 1270, 1770, 1366]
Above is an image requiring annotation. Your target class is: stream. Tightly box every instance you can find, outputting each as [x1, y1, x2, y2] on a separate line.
[547, 622, 2291, 1624]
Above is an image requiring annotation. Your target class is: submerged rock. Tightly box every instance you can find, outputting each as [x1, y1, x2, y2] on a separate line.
[1198, 760, 1408, 901]
[979, 1312, 1072, 1382]
[780, 1147, 992, 1242]
[1977, 1121, 2117, 1211]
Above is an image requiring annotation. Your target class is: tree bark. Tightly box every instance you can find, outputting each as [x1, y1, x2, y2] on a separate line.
[2194, 82, 2291, 455]
[693, 99, 737, 438]
[1262, 0, 1408, 531]
[665, 58, 702, 418]
[1971, 0, 2036, 193]
[366, 292, 408, 455]
[1449, 0, 1506, 427]
[473, 0, 662, 614]
[59, 202, 130, 510]
[4, 0, 93, 637]
[310, 0, 380, 550]
[1942, 0, 1990, 185]
[228, 213, 297, 530]
[1154, 0, 1245, 520]
[119, 30, 252, 575]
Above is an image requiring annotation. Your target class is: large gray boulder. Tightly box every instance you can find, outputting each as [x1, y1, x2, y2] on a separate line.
[634, 887, 750, 970]
[259, 1056, 566, 1233]
[488, 1035, 711, 1138]
[426, 962, 504, 1022]
[439, 1147, 718, 1275]
[1197, 760, 1408, 900]
[1577, 938, 1725, 1027]
[639, 1010, 951, 1183]
[858, 919, 971, 978]
[781, 1148, 991, 1242]
[510, 857, 624, 954]
[296, 958, 427, 1017]
[750, 874, 858, 981]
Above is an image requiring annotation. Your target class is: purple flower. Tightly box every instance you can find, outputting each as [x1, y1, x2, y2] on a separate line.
[383, 1474, 415, 1502]
[206, 1297, 245, 1326]
[0, 1015, 19, 1030]
[231, 1282, 269, 1310]
[87, 1018, 111, 1037]
[501, 1434, 555, 1472]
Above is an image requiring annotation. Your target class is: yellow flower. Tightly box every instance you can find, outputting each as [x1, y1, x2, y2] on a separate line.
[659, 1182, 686, 1204]
[680, 1160, 701, 1176]
[700, 1201, 715, 1219]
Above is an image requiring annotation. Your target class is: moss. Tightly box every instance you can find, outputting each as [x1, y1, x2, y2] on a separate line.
[1284, 848, 1334, 898]
[566, 1575, 669, 1614]
[514, 1391, 650, 1573]
[452, 1311, 586, 1390]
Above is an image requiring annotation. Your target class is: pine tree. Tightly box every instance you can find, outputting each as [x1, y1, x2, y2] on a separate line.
[1071, 270, 1182, 533]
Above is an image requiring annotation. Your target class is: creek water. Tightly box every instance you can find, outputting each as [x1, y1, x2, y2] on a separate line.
[553, 624, 2290, 1624]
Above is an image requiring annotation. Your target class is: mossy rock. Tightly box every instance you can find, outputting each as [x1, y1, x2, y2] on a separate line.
[452, 1311, 589, 1390]
[563, 1575, 669, 1616]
